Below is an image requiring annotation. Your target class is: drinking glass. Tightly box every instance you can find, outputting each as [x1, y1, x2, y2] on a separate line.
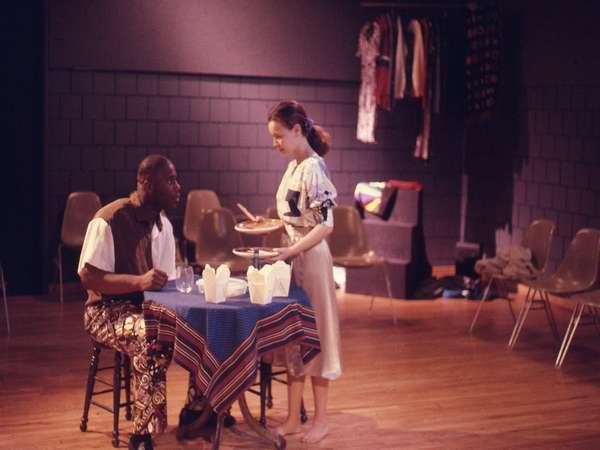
[176, 265, 194, 293]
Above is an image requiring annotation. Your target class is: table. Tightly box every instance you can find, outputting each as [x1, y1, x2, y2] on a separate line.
[142, 280, 320, 449]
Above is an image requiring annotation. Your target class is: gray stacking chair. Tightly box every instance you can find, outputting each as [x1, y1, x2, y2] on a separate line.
[58, 192, 102, 303]
[469, 219, 555, 333]
[328, 206, 394, 324]
[508, 228, 600, 350]
[182, 190, 221, 263]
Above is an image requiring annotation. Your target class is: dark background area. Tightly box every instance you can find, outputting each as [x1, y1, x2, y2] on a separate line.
[2, 0, 600, 294]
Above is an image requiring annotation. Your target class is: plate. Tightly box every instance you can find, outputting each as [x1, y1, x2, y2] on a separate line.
[234, 218, 283, 235]
[232, 247, 278, 259]
[196, 277, 248, 297]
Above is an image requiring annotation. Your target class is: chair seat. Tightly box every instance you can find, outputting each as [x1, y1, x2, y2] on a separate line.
[333, 254, 383, 268]
[480, 271, 536, 282]
[571, 289, 600, 306]
[194, 256, 249, 274]
[524, 275, 595, 294]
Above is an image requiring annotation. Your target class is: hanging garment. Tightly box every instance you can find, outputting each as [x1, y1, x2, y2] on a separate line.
[414, 19, 431, 160]
[465, 0, 501, 116]
[356, 21, 381, 143]
[408, 19, 426, 99]
[394, 15, 407, 99]
[375, 15, 393, 111]
[433, 16, 443, 114]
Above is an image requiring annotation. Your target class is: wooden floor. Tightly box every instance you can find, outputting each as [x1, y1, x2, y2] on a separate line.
[3, 285, 600, 449]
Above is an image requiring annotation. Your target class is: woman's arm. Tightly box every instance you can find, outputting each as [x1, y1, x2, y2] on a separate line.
[272, 223, 333, 261]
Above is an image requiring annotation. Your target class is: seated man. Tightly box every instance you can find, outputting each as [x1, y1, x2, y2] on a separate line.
[78, 154, 180, 450]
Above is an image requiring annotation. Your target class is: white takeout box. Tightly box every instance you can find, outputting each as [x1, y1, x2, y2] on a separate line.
[247, 265, 274, 305]
[271, 260, 291, 297]
[202, 264, 230, 303]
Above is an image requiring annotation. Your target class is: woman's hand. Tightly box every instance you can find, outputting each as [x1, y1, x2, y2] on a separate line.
[266, 246, 295, 263]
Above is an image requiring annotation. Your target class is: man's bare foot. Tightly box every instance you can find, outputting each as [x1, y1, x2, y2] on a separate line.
[301, 421, 329, 443]
[274, 419, 302, 436]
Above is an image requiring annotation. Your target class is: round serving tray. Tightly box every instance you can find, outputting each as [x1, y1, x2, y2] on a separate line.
[234, 219, 283, 235]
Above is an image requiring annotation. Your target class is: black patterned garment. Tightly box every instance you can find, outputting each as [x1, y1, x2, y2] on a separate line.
[465, 0, 502, 116]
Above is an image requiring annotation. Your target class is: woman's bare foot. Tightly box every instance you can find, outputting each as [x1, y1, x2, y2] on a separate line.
[274, 419, 302, 436]
[301, 421, 329, 443]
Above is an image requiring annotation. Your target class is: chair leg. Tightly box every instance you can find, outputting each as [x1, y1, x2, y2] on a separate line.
[555, 302, 584, 368]
[182, 239, 189, 265]
[508, 287, 535, 349]
[506, 295, 517, 322]
[542, 291, 560, 342]
[112, 351, 122, 448]
[590, 307, 600, 337]
[469, 277, 494, 334]
[381, 260, 396, 325]
[80, 342, 101, 432]
[58, 244, 64, 304]
[1, 263, 9, 334]
[123, 356, 132, 421]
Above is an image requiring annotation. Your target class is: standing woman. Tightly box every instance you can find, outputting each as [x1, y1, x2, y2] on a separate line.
[267, 100, 342, 443]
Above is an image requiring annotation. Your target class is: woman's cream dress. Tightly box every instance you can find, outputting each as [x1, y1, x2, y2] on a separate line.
[275, 152, 342, 380]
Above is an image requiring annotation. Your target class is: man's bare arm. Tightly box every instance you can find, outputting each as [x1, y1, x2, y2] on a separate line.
[79, 264, 168, 294]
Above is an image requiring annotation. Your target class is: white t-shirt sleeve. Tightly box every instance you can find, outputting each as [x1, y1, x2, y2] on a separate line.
[152, 213, 177, 280]
[77, 218, 115, 274]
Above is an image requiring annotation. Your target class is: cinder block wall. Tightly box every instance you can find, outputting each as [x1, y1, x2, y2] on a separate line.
[46, 69, 463, 273]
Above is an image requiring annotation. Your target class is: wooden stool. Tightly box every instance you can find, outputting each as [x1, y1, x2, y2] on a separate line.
[248, 360, 308, 425]
[80, 340, 133, 447]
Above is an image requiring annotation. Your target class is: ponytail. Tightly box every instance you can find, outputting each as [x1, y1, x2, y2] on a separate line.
[306, 124, 331, 156]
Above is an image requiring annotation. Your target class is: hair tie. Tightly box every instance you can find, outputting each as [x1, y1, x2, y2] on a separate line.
[305, 117, 314, 134]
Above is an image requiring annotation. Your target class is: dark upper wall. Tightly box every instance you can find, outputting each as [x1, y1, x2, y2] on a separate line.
[49, 0, 363, 81]
[465, 0, 600, 270]
[518, 0, 600, 84]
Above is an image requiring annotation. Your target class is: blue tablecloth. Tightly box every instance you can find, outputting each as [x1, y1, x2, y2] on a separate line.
[143, 280, 320, 412]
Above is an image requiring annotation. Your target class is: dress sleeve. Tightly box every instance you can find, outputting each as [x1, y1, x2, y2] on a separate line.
[303, 159, 337, 227]
[78, 218, 115, 274]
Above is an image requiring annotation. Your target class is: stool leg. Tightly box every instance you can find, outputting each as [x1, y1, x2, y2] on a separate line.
[211, 412, 226, 450]
[259, 361, 269, 425]
[266, 363, 274, 409]
[112, 351, 122, 448]
[300, 399, 308, 423]
[123, 356, 132, 421]
[80, 343, 101, 432]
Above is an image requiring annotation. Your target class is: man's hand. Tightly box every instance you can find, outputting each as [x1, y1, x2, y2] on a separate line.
[139, 268, 168, 291]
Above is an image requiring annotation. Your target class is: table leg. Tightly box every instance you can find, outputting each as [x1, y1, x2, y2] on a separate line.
[253, 247, 260, 269]
[238, 392, 286, 450]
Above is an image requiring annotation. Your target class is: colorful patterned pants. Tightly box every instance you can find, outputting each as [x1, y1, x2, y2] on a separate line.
[84, 301, 173, 435]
